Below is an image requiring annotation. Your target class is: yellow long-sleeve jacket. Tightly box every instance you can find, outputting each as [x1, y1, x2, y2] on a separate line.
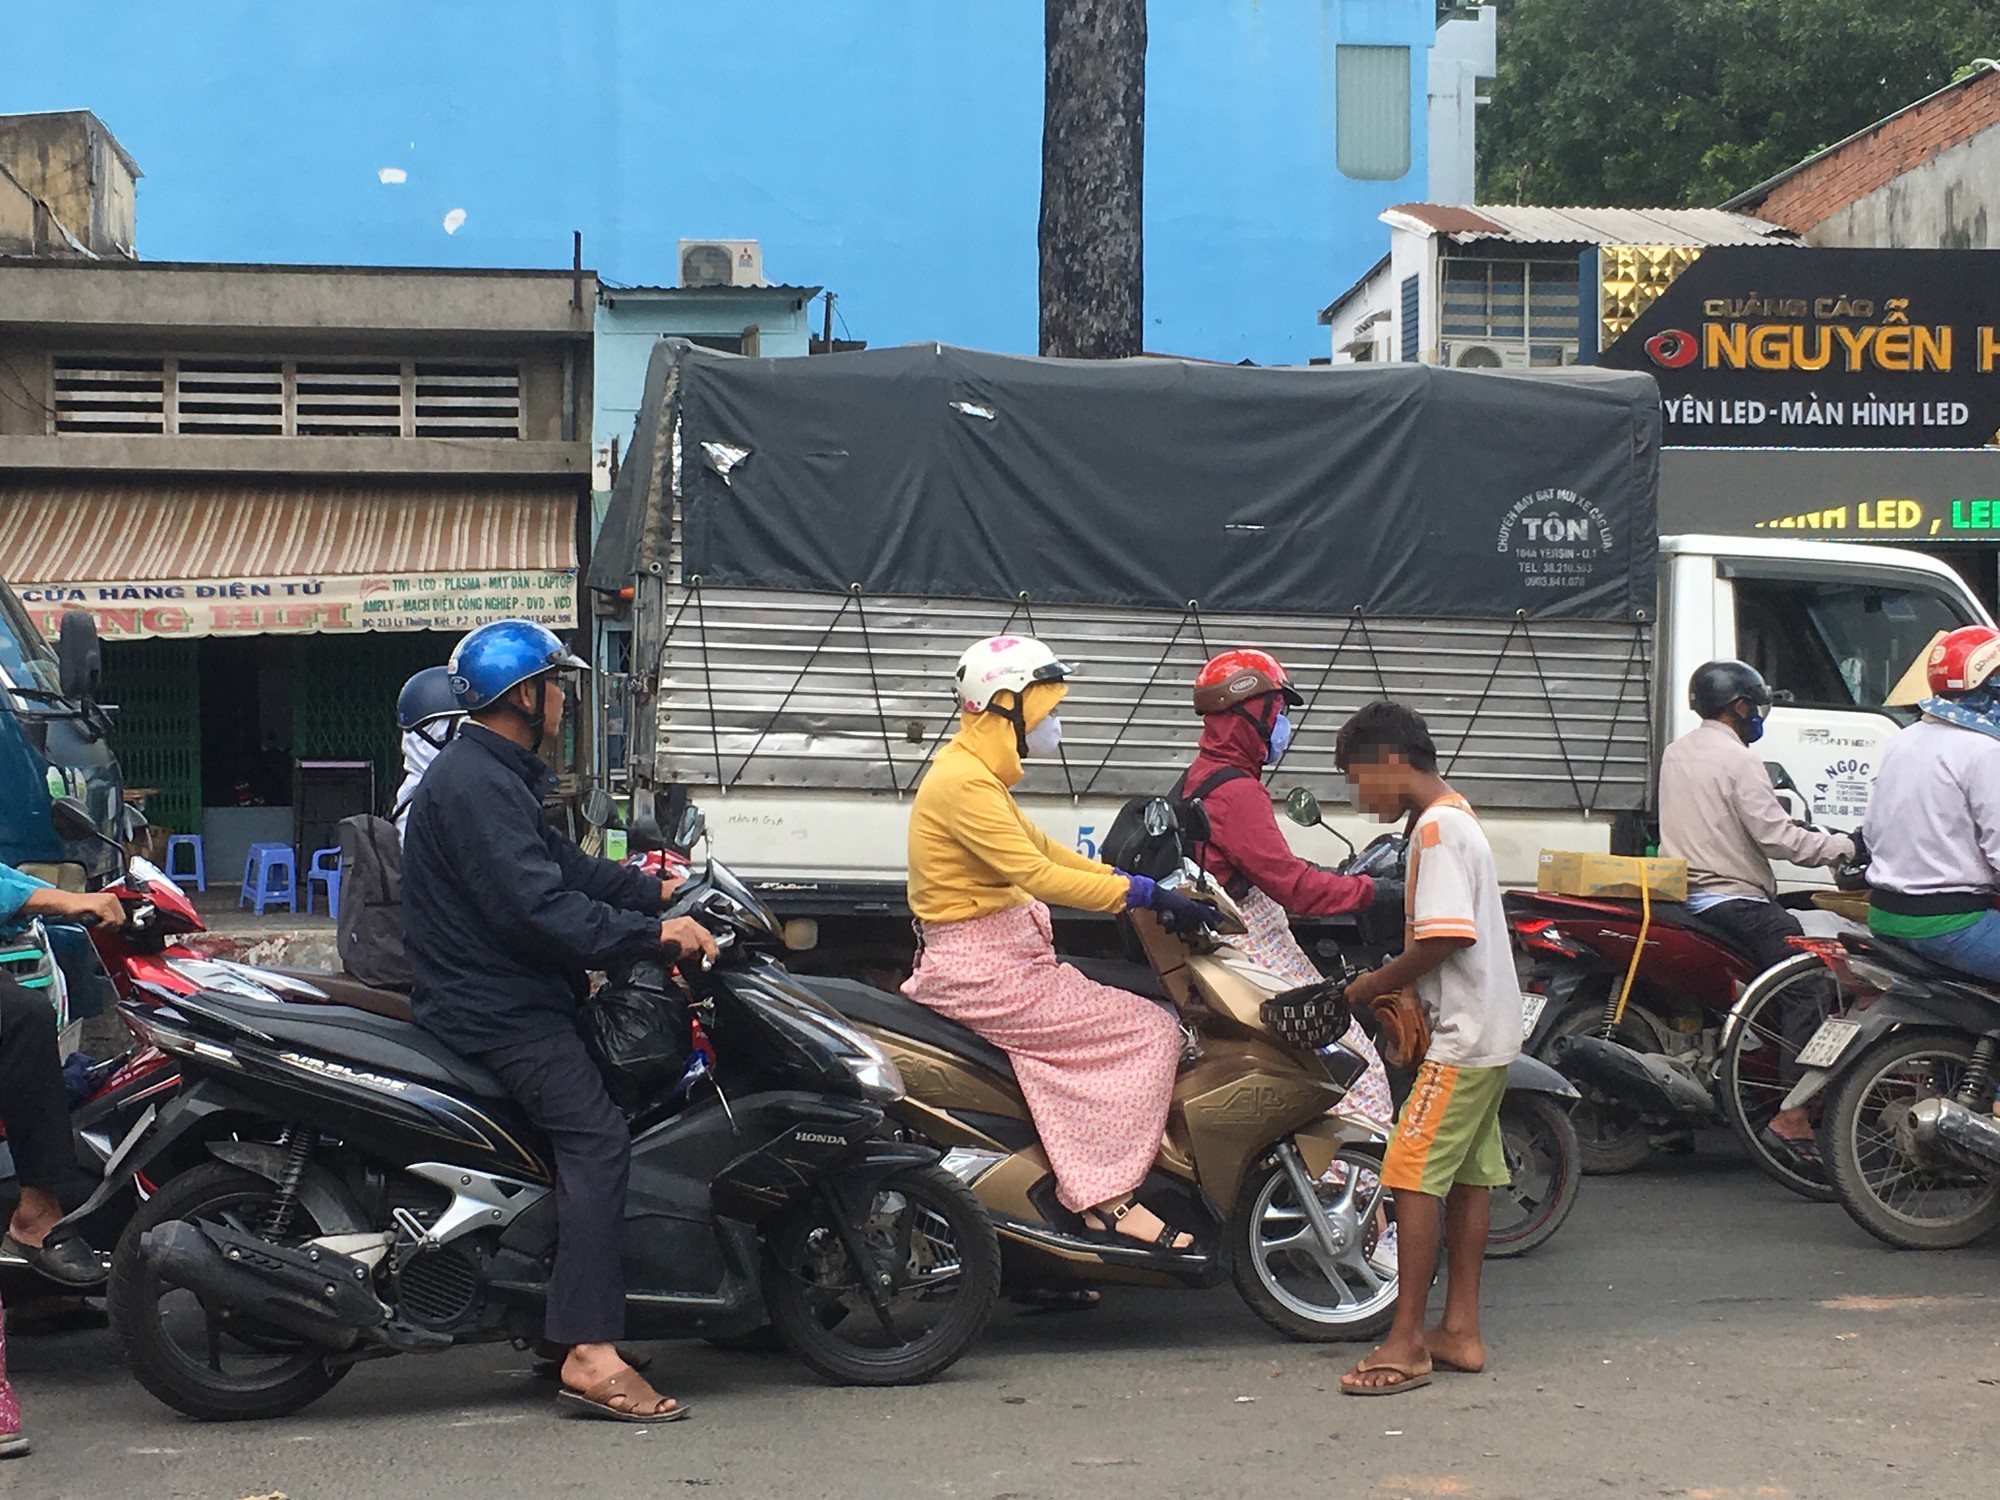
[906, 691, 1131, 925]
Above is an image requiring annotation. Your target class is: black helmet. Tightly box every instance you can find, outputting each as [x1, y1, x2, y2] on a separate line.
[1689, 660, 1771, 719]
[397, 665, 464, 732]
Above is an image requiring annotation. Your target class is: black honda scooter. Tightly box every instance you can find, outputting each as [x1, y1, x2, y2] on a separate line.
[86, 803, 999, 1421]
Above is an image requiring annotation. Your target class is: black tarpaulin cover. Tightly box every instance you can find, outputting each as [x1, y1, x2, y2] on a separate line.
[600, 340, 1659, 622]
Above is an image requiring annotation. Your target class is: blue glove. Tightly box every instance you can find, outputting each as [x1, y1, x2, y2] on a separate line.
[1152, 884, 1220, 934]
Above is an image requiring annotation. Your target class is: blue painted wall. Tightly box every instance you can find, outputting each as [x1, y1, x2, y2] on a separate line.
[9, 0, 1435, 365]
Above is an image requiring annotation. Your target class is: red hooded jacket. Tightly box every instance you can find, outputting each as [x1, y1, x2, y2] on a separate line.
[1180, 709, 1375, 917]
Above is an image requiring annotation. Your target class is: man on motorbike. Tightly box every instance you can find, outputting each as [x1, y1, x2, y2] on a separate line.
[402, 619, 716, 1424]
[1659, 660, 1856, 1162]
[0, 860, 123, 1286]
[903, 636, 1217, 1251]
[392, 665, 465, 836]
[1863, 625, 2000, 982]
[1180, 649, 1396, 1129]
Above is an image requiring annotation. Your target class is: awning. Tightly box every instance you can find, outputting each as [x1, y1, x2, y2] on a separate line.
[0, 480, 579, 640]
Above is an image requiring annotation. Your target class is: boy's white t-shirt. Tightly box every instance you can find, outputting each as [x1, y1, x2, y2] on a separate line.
[1406, 793, 1521, 1069]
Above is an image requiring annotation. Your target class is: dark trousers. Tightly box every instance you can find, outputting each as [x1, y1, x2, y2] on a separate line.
[478, 1029, 630, 1346]
[0, 974, 73, 1192]
[1694, 897, 1823, 1084]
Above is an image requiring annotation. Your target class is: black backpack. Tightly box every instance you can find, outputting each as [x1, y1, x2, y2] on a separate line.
[335, 814, 412, 991]
[1098, 766, 1251, 880]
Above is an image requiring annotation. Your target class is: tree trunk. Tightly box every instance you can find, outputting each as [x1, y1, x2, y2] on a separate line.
[1039, 0, 1146, 359]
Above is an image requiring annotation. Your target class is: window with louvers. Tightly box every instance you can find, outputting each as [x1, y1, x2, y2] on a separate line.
[50, 356, 522, 438]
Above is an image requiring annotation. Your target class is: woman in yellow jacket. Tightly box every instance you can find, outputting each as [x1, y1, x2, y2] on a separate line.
[904, 636, 1217, 1250]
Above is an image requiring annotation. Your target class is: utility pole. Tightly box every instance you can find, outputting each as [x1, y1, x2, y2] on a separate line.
[1038, 0, 1146, 359]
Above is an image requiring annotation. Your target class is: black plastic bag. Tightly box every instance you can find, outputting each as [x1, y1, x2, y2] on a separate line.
[581, 962, 692, 1113]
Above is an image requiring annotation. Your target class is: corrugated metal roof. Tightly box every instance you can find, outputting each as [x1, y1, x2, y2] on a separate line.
[0, 481, 577, 581]
[1382, 202, 1799, 247]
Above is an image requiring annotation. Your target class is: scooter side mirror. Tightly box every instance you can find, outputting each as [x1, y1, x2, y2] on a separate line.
[581, 786, 620, 829]
[50, 795, 99, 844]
[1283, 787, 1323, 828]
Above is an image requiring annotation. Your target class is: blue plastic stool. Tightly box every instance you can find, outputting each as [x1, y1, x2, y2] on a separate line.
[239, 842, 297, 916]
[306, 847, 342, 921]
[164, 833, 207, 892]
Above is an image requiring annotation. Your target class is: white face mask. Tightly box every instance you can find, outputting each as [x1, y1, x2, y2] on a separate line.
[1023, 713, 1063, 759]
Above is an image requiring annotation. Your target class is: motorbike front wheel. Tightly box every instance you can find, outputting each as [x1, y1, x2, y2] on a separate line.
[107, 1161, 353, 1421]
[1820, 1028, 2000, 1250]
[1486, 1095, 1582, 1258]
[764, 1164, 1000, 1386]
[1229, 1142, 1398, 1343]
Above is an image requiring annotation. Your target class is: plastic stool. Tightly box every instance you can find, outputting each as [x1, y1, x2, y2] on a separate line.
[239, 842, 297, 916]
[164, 834, 207, 892]
[306, 847, 342, 922]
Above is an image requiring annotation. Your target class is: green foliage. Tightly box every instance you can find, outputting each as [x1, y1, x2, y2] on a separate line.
[1478, 0, 2000, 207]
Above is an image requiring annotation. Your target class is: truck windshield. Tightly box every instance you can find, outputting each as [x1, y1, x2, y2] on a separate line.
[0, 583, 62, 698]
[1735, 575, 1975, 711]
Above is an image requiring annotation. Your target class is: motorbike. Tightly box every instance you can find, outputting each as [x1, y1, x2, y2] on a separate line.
[84, 801, 1000, 1421]
[817, 793, 1581, 1347]
[1508, 768, 1863, 1197]
[0, 797, 196, 1293]
[1781, 932, 2000, 1250]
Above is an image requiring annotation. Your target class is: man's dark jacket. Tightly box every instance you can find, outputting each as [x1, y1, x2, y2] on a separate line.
[403, 723, 664, 1056]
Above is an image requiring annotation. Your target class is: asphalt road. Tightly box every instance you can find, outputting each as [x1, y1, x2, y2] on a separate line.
[6, 1140, 1998, 1500]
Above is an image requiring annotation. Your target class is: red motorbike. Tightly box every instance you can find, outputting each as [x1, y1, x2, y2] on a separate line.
[0, 798, 200, 1290]
[1509, 885, 1853, 1201]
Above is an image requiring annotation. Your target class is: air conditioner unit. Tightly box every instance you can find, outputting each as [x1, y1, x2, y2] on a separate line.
[679, 239, 766, 288]
[1444, 340, 1531, 370]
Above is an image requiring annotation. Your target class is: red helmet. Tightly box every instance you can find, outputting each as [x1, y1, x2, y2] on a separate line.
[1193, 648, 1304, 715]
[1926, 625, 2000, 697]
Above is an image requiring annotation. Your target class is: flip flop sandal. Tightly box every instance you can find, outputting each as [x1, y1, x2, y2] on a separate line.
[0, 1232, 106, 1288]
[531, 1345, 654, 1381]
[1758, 1126, 1825, 1174]
[1340, 1358, 1433, 1397]
[557, 1371, 690, 1425]
[0, 1433, 30, 1459]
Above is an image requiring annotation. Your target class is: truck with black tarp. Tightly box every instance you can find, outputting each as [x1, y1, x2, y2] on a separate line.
[588, 340, 1990, 964]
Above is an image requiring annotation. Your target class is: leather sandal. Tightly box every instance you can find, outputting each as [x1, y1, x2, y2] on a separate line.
[531, 1343, 653, 1380]
[1, 1232, 105, 1288]
[1083, 1199, 1195, 1251]
[557, 1369, 690, 1424]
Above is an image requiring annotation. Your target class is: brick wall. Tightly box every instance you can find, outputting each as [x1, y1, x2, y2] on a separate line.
[1745, 71, 2000, 233]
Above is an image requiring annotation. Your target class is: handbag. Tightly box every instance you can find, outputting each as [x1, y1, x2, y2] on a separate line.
[1366, 986, 1432, 1072]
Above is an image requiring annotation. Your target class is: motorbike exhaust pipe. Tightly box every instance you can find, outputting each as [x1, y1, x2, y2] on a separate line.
[1907, 1096, 2000, 1167]
[139, 1221, 386, 1349]
[1552, 1034, 1718, 1122]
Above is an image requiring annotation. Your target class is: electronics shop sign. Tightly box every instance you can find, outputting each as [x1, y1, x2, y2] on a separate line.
[1601, 247, 2000, 448]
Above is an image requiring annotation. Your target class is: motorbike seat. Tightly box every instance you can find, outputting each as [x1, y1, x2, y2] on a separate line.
[267, 968, 415, 1024]
[1060, 955, 1175, 1007]
[1841, 931, 2000, 998]
[804, 974, 1019, 1084]
[178, 984, 508, 1100]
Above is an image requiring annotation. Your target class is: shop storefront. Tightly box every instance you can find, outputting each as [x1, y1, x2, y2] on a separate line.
[1592, 244, 2000, 605]
[0, 479, 578, 874]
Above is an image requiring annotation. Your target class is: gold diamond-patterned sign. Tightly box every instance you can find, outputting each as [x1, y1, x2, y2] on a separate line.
[1600, 246, 1703, 347]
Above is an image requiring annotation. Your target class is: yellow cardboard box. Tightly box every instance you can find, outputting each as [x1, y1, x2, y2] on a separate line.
[1536, 850, 1687, 902]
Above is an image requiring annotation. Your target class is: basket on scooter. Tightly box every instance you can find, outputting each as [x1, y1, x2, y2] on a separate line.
[1261, 979, 1351, 1049]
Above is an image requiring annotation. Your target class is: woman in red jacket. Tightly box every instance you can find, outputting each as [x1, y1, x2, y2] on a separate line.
[1182, 649, 1395, 1129]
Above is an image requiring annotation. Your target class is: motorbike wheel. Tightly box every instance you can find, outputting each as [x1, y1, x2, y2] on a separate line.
[1540, 997, 1662, 1176]
[107, 1161, 352, 1421]
[763, 1165, 999, 1386]
[1716, 953, 1846, 1203]
[1229, 1142, 1398, 1343]
[1820, 1028, 2000, 1251]
[1485, 1095, 1581, 1258]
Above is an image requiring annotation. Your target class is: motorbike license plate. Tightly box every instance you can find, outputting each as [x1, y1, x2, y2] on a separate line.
[1796, 1018, 1862, 1070]
[1520, 991, 1547, 1038]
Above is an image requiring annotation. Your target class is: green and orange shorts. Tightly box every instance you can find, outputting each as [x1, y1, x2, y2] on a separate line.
[1381, 1059, 1511, 1197]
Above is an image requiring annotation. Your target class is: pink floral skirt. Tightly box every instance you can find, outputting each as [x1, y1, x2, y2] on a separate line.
[904, 901, 1180, 1212]
[1236, 887, 1394, 1129]
[0, 1290, 18, 1441]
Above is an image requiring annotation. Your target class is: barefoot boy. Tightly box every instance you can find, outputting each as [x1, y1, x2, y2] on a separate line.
[1333, 701, 1521, 1396]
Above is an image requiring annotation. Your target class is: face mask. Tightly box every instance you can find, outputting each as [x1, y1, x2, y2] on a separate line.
[1736, 706, 1767, 745]
[1265, 712, 1293, 767]
[1023, 713, 1063, 760]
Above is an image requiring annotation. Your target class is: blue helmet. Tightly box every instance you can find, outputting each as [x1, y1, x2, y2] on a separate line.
[447, 620, 588, 712]
[396, 666, 464, 732]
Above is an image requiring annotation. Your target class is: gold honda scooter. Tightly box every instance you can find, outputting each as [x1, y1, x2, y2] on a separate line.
[814, 799, 1397, 1343]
